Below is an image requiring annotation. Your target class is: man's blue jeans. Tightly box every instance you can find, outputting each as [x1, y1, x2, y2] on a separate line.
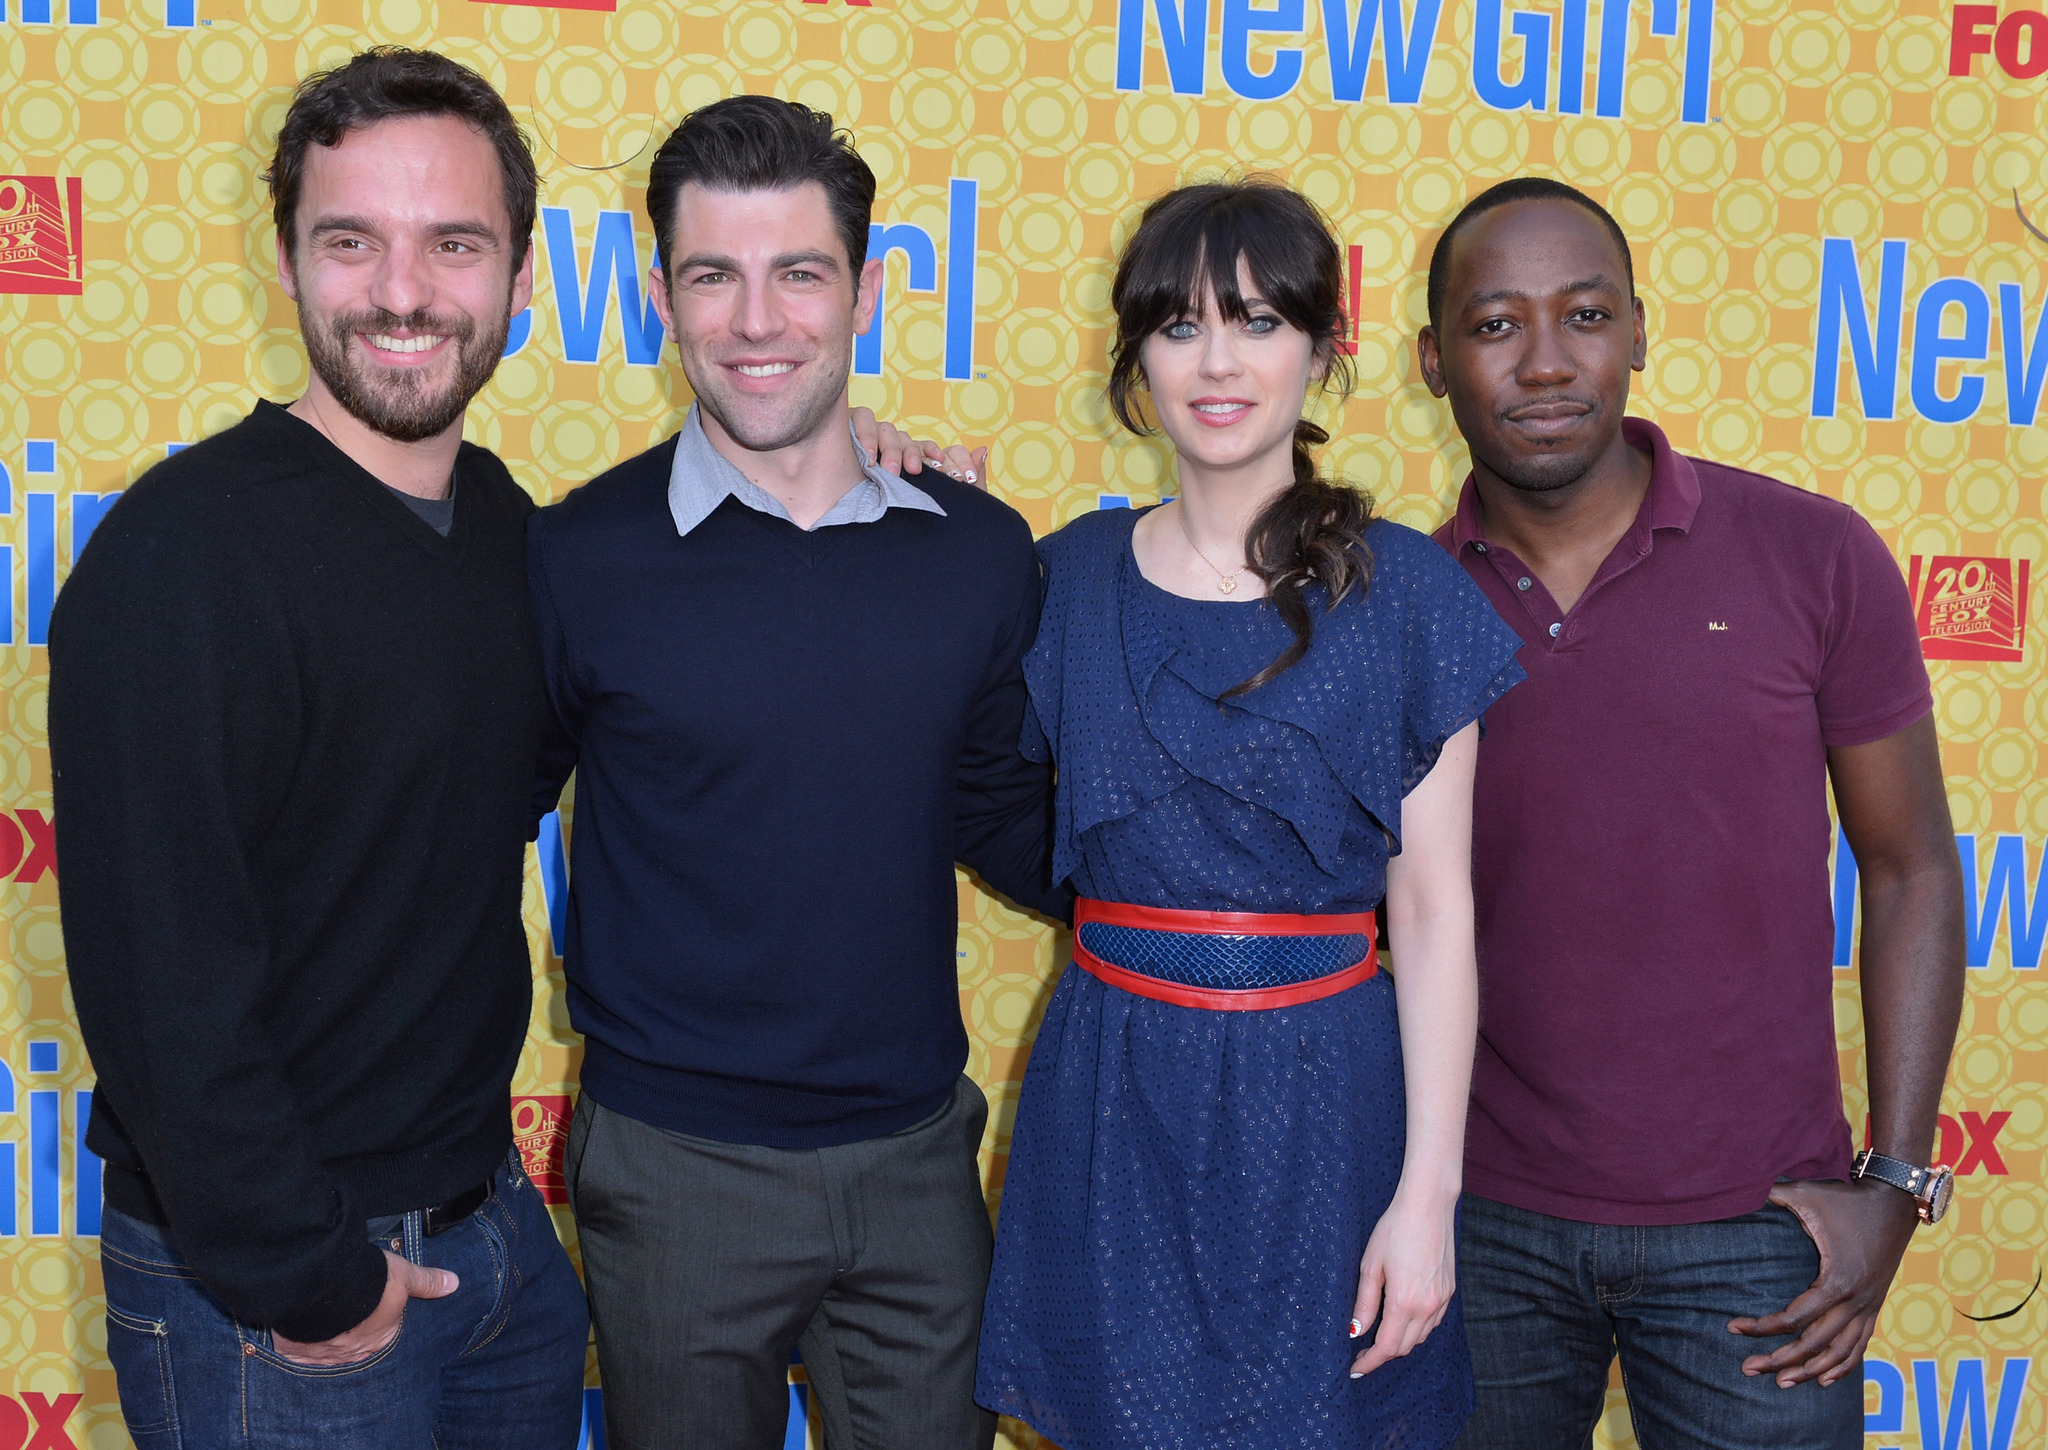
[98, 1149, 590, 1450]
[1452, 1193, 1863, 1450]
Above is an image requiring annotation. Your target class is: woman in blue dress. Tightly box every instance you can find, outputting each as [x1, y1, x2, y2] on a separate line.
[974, 180, 1526, 1448]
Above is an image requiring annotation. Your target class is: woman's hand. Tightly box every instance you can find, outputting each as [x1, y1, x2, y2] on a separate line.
[848, 407, 988, 486]
[1349, 1187, 1459, 1376]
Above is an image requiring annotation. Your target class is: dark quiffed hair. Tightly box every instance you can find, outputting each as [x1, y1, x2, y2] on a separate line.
[1108, 179, 1372, 700]
[1426, 176, 1634, 330]
[645, 96, 876, 282]
[264, 47, 538, 269]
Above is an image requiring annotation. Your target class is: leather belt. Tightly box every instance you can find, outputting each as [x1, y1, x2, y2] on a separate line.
[423, 1181, 490, 1237]
[1071, 898, 1379, 1011]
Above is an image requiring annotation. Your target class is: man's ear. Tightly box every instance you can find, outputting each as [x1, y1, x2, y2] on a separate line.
[276, 232, 298, 302]
[509, 243, 535, 319]
[852, 256, 885, 337]
[1630, 295, 1648, 372]
[648, 263, 676, 337]
[1416, 326, 1448, 399]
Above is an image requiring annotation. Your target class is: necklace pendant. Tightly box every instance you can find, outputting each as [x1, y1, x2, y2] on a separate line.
[1217, 576, 1237, 594]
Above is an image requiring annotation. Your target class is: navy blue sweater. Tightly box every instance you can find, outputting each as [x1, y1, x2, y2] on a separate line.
[528, 438, 1067, 1148]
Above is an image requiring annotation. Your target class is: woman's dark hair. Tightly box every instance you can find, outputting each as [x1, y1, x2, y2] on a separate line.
[645, 96, 876, 283]
[1107, 179, 1373, 699]
[265, 47, 538, 269]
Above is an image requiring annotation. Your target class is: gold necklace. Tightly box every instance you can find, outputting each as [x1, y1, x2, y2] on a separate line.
[1176, 506, 1251, 594]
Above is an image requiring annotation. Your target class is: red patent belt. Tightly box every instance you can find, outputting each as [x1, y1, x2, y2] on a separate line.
[1071, 898, 1378, 1012]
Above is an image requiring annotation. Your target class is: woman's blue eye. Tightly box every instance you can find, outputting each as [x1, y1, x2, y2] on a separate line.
[1163, 321, 1199, 340]
[1244, 315, 1279, 334]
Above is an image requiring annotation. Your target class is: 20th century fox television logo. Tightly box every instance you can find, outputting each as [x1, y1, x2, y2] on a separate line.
[0, 176, 83, 296]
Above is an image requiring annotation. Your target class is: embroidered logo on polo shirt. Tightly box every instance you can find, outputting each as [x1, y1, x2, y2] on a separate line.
[1906, 554, 2030, 662]
[1708, 621, 1729, 631]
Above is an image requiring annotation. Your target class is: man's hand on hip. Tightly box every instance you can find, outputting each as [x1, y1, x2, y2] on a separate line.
[271, 1248, 459, 1366]
[1726, 1177, 1918, 1389]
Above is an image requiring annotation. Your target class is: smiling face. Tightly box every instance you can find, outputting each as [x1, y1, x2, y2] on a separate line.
[1419, 198, 1646, 495]
[650, 181, 881, 457]
[277, 113, 531, 445]
[1137, 255, 1323, 481]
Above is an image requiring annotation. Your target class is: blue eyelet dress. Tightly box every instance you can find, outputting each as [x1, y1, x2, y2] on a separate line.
[975, 506, 1526, 1449]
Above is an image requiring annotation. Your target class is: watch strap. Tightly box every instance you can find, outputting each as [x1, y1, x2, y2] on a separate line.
[1853, 1149, 1938, 1200]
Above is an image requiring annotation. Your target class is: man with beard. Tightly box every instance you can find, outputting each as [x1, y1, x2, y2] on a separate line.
[527, 96, 1065, 1449]
[50, 48, 590, 1449]
[1416, 178, 1965, 1449]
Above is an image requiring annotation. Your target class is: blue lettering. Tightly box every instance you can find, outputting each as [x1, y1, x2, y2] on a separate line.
[75, 1089, 99, 1237]
[1221, 0, 1305, 99]
[1911, 277, 1990, 424]
[29, 1087, 57, 1235]
[945, 178, 979, 382]
[167, 0, 194, 23]
[783, 1380, 809, 1450]
[1832, 825, 1858, 968]
[1998, 281, 2048, 426]
[26, 492, 55, 648]
[1960, 834, 2047, 970]
[1321, 0, 1444, 103]
[1679, 0, 1717, 123]
[1866, 1358, 1906, 1437]
[1557, 0, 1589, 112]
[1472, 0, 1551, 111]
[1117, 0, 1211, 94]
[0, 1060, 13, 1237]
[1915, 1357, 2031, 1450]
[537, 810, 570, 960]
[577, 1388, 606, 1450]
[1811, 237, 1905, 420]
[855, 222, 937, 379]
[543, 208, 666, 367]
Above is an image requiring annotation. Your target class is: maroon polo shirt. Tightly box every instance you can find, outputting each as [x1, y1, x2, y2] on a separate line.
[1434, 418, 1932, 1225]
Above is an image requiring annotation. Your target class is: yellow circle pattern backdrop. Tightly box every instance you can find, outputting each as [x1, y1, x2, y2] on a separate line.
[2, 0, 2045, 1445]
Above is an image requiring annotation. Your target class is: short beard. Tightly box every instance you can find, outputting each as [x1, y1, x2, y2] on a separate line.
[302, 302, 510, 444]
[691, 353, 852, 455]
[1473, 442, 1599, 495]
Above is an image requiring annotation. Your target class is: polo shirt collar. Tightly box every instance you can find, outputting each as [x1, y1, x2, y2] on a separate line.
[666, 404, 946, 538]
[1447, 415, 1699, 555]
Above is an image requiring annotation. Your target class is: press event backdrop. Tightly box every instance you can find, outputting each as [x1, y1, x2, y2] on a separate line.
[1, 0, 2045, 1444]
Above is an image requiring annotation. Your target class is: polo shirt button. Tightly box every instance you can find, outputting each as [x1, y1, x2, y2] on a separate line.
[1473, 542, 1487, 553]
[1517, 576, 1532, 591]
[1548, 622, 1562, 638]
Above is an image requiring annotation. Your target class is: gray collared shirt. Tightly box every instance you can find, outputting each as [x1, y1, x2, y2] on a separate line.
[666, 404, 946, 537]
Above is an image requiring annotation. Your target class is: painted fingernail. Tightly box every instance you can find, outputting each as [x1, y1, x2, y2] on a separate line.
[1349, 1371, 1364, 1379]
[966, 471, 977, 482]
[1349, 1319, 1364, 1338]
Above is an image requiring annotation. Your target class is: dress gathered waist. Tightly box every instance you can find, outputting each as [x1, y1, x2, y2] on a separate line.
[1070, 897, 1379, 1012]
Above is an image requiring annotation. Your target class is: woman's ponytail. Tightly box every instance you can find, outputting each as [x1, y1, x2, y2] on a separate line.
[1222, 418, 1374, 700]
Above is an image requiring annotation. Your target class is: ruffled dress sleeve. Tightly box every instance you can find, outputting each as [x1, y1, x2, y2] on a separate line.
[1388, 521, 1528, 795]
[1019, 510, 1525, 901]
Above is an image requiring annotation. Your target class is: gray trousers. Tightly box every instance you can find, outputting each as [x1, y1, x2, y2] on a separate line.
[567, 1078, 1000, 1450]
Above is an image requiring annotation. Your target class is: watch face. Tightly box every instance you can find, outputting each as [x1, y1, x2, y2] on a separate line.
[1925, 1168, 1955, 1224]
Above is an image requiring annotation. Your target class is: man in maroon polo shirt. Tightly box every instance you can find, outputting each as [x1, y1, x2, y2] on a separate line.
[1417, 177, 1966, 1449]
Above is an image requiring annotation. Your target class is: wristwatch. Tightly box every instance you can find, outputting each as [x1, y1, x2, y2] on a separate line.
[1851, 1150, 1955, 1224]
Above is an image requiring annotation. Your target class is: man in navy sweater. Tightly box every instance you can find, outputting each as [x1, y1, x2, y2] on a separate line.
[528, 96, 1066, 1450]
